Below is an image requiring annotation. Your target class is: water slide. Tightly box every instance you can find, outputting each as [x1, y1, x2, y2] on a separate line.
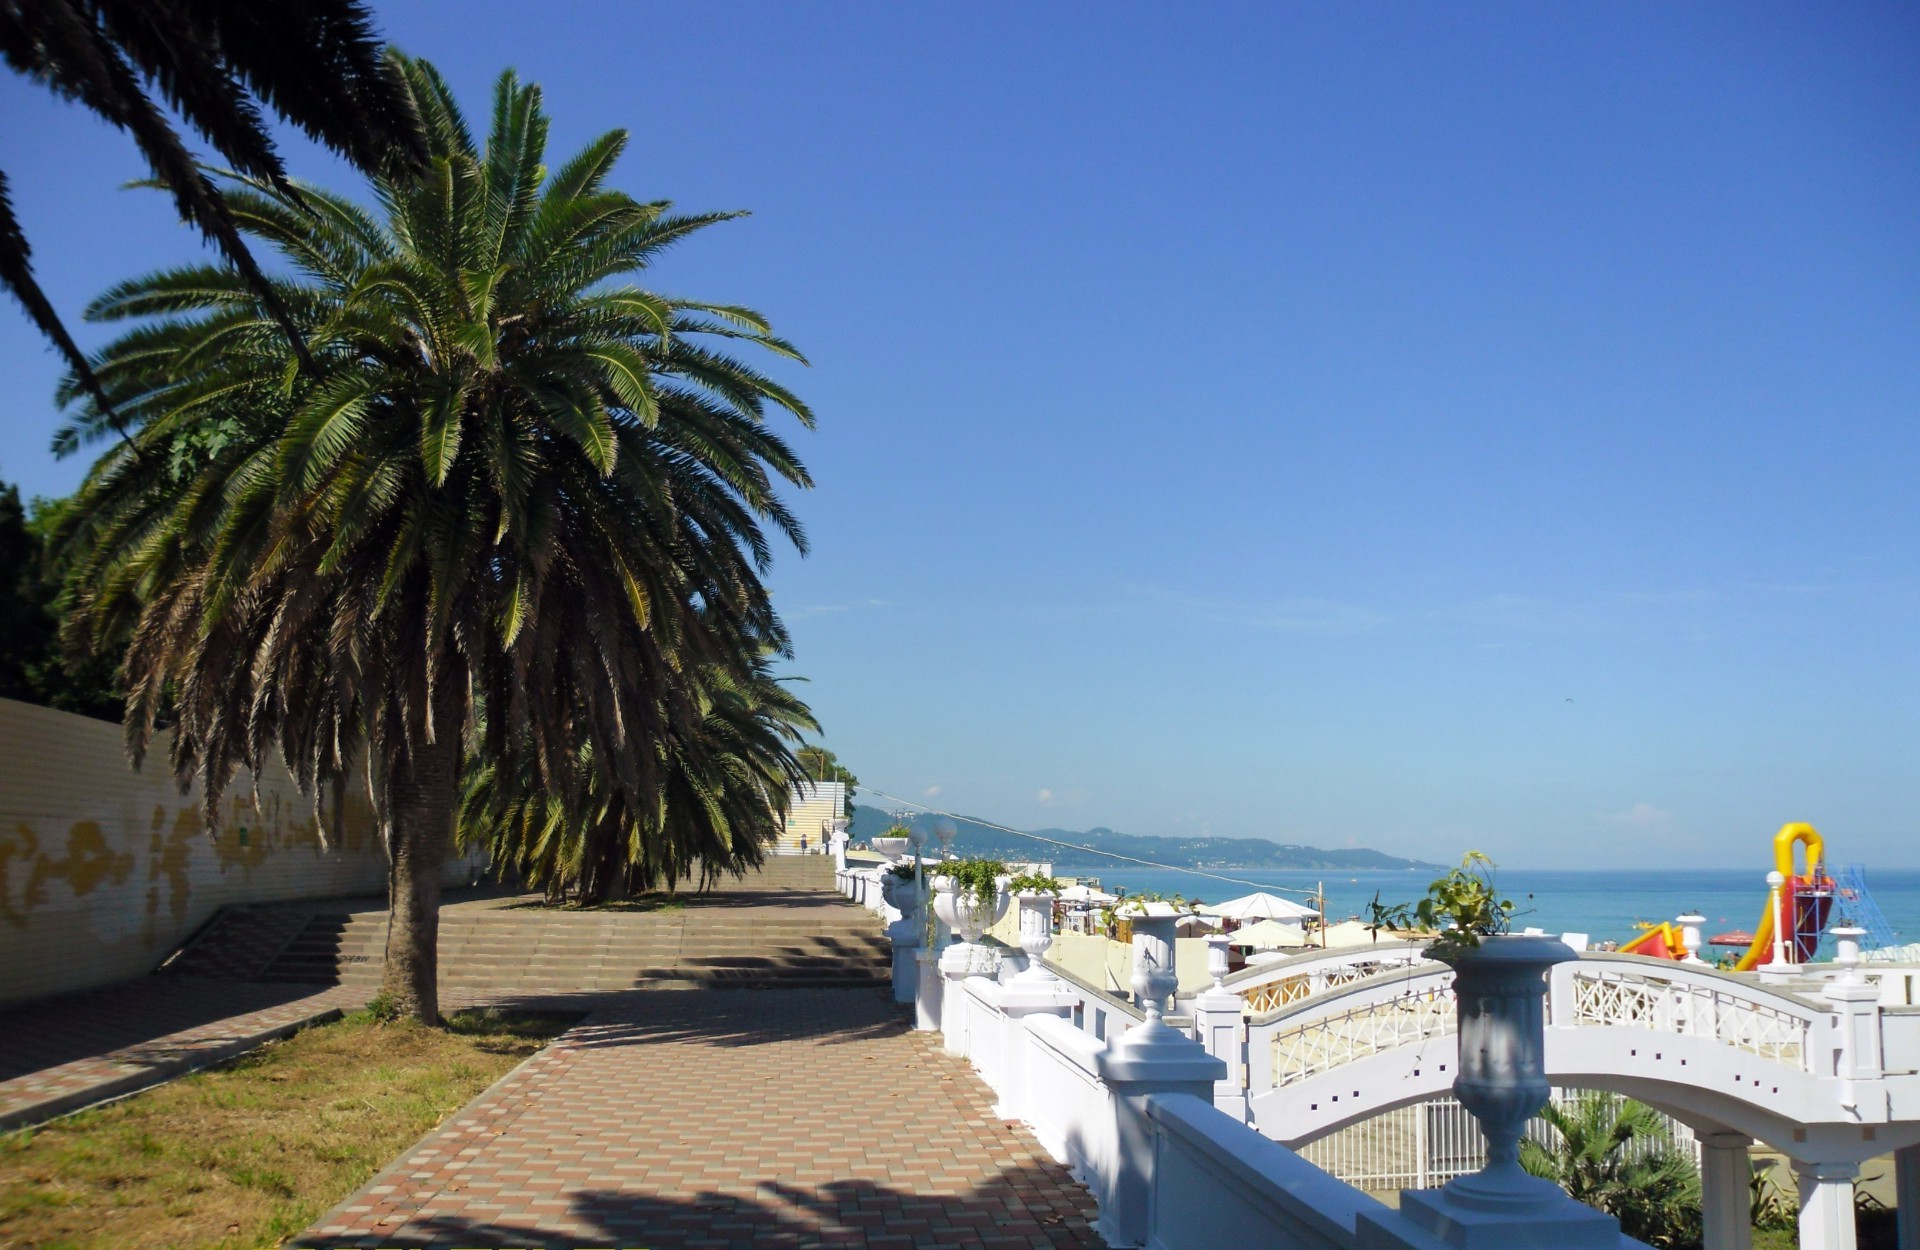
[1731, 822, 1834, 972]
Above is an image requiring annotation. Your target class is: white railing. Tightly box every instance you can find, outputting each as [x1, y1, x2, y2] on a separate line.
[1555, 956, 1818, 1069]
[1225, 942, 1432, 1015]
[1266, 973, 1456, 1089]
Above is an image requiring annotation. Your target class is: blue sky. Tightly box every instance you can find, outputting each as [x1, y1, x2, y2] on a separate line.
[2, 5, 1916, 868]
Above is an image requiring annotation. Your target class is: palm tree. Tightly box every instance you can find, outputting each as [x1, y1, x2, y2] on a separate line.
[462, 650, 819, 904]
[56, 55, 813, 1023]
[0, 0, 425, 415]
[1520, 1094, 1704, 1250]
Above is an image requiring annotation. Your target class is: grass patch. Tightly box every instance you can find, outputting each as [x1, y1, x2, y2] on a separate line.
[0, 1007, 574, 1250]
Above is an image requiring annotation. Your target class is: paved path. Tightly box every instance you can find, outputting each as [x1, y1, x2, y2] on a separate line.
[299, 989, 1106, 1249]
[0, 977, 357, 1129]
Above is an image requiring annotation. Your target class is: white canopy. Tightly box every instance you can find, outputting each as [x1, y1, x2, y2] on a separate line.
[1059, 884, 1117, 905]
[1228, 918, 1309, 949]
[1202, 891, 1320, 921]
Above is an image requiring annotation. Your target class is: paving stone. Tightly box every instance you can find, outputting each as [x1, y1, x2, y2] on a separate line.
[297, 988, 1105, 1249]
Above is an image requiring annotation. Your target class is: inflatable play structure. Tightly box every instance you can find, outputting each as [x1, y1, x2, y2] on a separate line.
[1620, 822, 1843, 968]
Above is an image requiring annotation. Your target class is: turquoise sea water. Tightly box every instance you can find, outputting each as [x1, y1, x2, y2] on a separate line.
[1056, 865, 1920, 952]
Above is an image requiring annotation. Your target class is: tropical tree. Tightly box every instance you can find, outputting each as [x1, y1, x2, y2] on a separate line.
[1520, 1094, 1703, 1249]
[462, 650, 818, 904]
[0, 483, 122, 718]
[56, 55, 813, 1023]
[0, 0, 424, 414]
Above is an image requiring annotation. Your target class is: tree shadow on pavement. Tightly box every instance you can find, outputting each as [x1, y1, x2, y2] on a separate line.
[295, 1164, 1107, 1249]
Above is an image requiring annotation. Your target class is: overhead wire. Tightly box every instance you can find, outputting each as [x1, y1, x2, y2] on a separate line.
[851, 784, 1324, 900]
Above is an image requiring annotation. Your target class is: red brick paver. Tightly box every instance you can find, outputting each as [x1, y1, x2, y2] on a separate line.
[0, 978, 359, 1129]
[299, 989, 1106, 1249]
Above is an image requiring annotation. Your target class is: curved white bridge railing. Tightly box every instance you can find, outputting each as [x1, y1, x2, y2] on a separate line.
[1226, 944, 1918, 1162]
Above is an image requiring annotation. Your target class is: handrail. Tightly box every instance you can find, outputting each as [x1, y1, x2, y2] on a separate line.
[1246, 962, 1452, 1028]
[1568, 951, 1825, 1022]
[1222, 940, 1431, 987]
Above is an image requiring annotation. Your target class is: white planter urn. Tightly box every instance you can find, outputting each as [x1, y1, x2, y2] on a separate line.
[931, 876, 1009, 943]
[1122, 905, 1182, 1016]
[1011, 890, 1061, 984]
[871, 836, 913, 866]
[1435, 933, 1579, 1211]
[882, 872, 924, 946]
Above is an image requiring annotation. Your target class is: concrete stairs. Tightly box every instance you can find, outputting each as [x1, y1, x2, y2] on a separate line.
[170, 857, 892, 994]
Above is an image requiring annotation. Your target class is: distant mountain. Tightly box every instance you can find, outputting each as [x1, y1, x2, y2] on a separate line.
[847, 807, 1441, 872]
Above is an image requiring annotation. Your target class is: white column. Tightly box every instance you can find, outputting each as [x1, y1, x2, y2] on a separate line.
[1795, 1160, 1859, 1250]
[1896, 1144, 1920, 1250]
[1698, 1131, 1754, 1250]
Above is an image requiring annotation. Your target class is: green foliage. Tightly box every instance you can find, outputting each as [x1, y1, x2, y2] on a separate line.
[1747, 1163, 1795, 1232]
[796, 745, 860, 815]
[929, 858, 1005, 908]
[1006, 873, 1061, 895]
[1366, 851, 1514, 956]
[1519, 1094, 1702, 1250]
[0, 486, 122, 720]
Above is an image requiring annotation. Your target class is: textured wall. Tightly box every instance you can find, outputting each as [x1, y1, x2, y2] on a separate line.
[0, 698, 476, 1006]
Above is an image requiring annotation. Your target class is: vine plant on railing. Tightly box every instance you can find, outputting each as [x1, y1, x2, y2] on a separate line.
[1007, 872, 1062, 895]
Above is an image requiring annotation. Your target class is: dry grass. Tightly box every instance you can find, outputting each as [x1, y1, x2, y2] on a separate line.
[0, 1007, 574, 1250]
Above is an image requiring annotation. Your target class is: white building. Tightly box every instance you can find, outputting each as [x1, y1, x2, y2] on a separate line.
[775, 780, 845, 854]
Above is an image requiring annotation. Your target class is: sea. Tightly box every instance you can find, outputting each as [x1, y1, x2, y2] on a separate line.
[1051, 865, 1920, 951]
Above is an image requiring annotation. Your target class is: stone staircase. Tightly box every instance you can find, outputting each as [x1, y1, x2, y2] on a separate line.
[167, 857, 892, 994]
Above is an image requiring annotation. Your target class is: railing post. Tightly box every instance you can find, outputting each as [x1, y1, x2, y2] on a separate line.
[1191, 934, 1249, 1123]
[1088, 916, 1228, 1248]
[1546, 958, 1578, 1029]
[1821, 926, 1884, 1113]
[1699, 1130, 1754, 1250]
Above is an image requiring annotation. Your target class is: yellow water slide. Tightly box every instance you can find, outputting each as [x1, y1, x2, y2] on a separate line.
[1732, 822, 1823, 972]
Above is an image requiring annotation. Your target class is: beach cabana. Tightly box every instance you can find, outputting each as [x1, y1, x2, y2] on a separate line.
[1228, 919, 1308, 950]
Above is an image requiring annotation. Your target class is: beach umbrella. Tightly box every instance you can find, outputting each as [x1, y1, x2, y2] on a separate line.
[1060, 884, 1117, 905]
[1228, 919, 1308, 949]
[1204, 891, 1320, 921]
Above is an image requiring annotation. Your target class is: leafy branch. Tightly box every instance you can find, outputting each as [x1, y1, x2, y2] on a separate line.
[1366, 851, 1515, 957]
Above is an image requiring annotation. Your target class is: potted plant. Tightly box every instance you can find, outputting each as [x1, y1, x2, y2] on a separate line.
[1006, 873, 1062, 982]
[1369, 852, 1576, 1211]
[928, 858, 1009, 943]
[881, 860, 925, 940]
[871, 823, 915, 864]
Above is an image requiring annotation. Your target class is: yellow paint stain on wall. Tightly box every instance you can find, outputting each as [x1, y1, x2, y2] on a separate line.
[0, 696, 482, 1006]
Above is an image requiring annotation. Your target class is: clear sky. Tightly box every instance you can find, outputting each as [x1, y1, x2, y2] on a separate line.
[2, 5, 1916, 869]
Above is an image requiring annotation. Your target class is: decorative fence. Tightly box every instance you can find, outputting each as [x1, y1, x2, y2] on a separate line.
[1297, 1090, 1701, 1193]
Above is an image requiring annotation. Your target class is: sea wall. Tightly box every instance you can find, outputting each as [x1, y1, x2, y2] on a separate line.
[0, 697, 477, 1006]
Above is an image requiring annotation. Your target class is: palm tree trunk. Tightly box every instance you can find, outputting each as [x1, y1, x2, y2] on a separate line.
[381, 723, 461, 1025]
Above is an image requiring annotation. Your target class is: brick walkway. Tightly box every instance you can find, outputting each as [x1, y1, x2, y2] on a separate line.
[0, 977, 358, 1129]
[299, 989, 1106, 1249]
